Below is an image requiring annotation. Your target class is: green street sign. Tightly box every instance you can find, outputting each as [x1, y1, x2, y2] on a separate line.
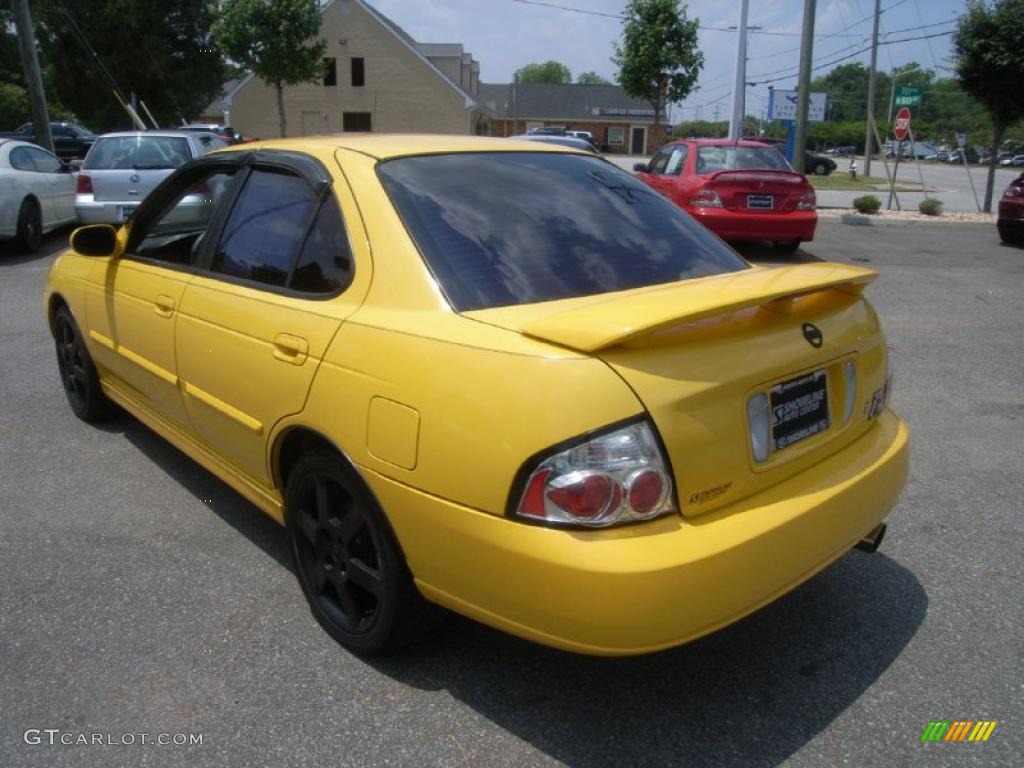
[894, 85, 922, 108]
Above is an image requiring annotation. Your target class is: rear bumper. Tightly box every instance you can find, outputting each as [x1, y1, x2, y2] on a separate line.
[370, 409, 910, 655]
[75, 199, 134, 225]
[691, 207, 818, 242]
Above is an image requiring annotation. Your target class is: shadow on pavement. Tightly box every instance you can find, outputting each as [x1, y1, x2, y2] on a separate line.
[0, 228, 72, 267]
[733, 241, 825, 265]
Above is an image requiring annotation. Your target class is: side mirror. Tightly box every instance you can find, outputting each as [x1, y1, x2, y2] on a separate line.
[70, 224, 118, 257]
[633, 162, 649, 172]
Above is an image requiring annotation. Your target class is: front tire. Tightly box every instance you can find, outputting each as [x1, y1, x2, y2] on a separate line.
[15, 198, 42, 253]
[286, 450, 434, 655]
[53, 305, 114, 422]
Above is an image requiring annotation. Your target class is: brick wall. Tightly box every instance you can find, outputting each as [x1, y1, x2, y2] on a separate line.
[491, 118, 664, 155]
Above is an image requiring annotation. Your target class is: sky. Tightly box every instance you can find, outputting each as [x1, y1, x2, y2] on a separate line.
[369, 0, 967, 121]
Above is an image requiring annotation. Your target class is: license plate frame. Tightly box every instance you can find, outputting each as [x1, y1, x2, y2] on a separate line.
[770, 369, 830, 451]
[747, 194, 774, 210]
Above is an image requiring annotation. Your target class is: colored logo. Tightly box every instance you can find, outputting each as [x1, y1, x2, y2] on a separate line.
[920, 721, 997, 742]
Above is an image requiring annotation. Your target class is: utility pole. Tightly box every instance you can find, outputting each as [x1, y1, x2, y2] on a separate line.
[12, 0, 53, 153]
[792, 0, 816, 173]
[863, 0, 881, 178]
[728, 0, 750, 140]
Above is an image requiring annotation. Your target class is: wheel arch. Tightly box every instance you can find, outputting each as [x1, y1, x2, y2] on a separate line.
[47, 292, 70, 336]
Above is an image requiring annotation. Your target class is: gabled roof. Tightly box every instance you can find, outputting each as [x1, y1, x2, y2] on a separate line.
[479, 82, 655, 122]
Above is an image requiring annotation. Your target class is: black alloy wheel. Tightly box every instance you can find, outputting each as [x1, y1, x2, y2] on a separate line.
[53, 306, 113, 422]
[286, 450, 434, 654]
[16, 198, 42, 253]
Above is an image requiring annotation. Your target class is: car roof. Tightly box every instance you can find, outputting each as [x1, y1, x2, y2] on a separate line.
[670, 139, 783, 148]
[211, 134, 587, 160]
[93, 131, 203, 139]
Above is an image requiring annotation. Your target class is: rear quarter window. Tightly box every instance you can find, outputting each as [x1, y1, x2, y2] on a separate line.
[378, 152, 748, 311]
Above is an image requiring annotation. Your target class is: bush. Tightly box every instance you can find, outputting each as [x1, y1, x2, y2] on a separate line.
[919, 198, 943, 216]
[852, 195, 881, 214]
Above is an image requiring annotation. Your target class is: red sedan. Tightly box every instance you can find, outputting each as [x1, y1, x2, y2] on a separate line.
[997, 173, 1024, 245]
[634, 139, 817, 252]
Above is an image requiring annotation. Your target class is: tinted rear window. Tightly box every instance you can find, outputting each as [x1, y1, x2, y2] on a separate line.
[378, 153, 748, 311]
[83, 136, 192, 170]
[696, 145, 790, 172]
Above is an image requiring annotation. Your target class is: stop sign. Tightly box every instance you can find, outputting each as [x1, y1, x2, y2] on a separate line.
[894, 107, 912, 141]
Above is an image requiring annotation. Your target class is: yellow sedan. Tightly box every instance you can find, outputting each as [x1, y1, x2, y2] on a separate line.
[44, 136, 909, 656]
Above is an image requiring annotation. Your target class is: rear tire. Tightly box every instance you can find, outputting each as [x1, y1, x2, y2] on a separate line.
[53, 305, 115, 422]
[285, 450, 436, 655]
[773, 239, 801, 254]
[814, 162, 828, 176]
[15, 198, 42, 253]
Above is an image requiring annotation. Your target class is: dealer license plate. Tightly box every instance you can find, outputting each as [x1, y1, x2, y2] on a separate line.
[747, 194, 774, 210]
[118, 205, 138, 222]
[770, 369, 829, 450]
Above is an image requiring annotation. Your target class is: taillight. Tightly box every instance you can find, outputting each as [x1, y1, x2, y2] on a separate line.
[797, 190, 816, 210]
[76, 174, 93, 194]
[1003, 184, 1023, 199]
[690, 188, 723, 208]
[515, 420, 675, 527]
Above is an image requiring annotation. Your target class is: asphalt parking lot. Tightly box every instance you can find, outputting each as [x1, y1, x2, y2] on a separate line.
[1, 221, 1021, 768]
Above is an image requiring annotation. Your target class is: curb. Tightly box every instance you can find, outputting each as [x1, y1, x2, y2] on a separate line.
[819, 212, 995, 228]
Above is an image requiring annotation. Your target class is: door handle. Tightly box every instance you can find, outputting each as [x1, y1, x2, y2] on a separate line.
[154, 295, 175, 318]
[272, 333, 308, 366]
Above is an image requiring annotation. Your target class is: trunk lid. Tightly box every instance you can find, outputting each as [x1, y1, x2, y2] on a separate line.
[465, 263, 889, 517]
[703, 169, 810, 212]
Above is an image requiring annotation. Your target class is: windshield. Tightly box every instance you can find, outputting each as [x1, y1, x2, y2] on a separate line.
[378, 152, 748, 311]
[83, 136, 191, 170]
[696, 145, 791, 173]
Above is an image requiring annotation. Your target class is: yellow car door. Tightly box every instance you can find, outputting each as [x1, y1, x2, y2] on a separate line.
[175, 157, 367, 486]
[83, 160, 245, 428]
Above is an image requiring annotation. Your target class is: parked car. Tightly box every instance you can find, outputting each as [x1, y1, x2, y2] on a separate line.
[45, 135, 907, 655]
[0, 139, 77, 252]
[526, 127, 566, 136]
[945, 148, 979, 164]
[0, 121, 97, 161]
[997, 173, 1024, 245]
[75, 130, 227, 224]
[179, 122, 240, 145]
[805, 152, 836, 176]
[1008, 155, 1024, 167]
[509, 134, 598, 153]
[566, 130, 594, 143]
[634, 139, 817, 252]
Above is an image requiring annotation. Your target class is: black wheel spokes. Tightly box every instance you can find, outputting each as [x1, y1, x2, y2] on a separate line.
[297, 473, 383, 633]
[56, 320, 86, 406]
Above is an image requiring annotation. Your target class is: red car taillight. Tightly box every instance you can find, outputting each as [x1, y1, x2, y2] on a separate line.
[797, 189, 816, 210]
[515, 420, 675, 527]
[690, 188, 723, 208]
[1004, 184, 1023, 199]
[76, 174, 93, 194]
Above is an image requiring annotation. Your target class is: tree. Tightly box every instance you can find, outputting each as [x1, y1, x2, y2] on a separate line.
[576, 71, 612, 86]
[515, 61, 571, 84]
[614, 0, 703, 130]
[214, 0, 326, 138]
[34, 0, 226, 132]
[954, 0, 1024, 211]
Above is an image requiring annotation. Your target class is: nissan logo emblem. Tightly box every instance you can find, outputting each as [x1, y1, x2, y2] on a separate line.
[802, 323, 824, 348]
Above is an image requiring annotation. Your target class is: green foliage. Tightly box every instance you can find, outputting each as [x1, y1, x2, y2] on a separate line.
[34, 0, 227, 132]
[0, 82, 29, 127]
[516, 61, 572, 84]
[614, 0, 703, 126]
[672, 119, 727, 138]
[852, 195, 881, 214]
[954, 0, 1024, 210]
[214, 0, 326, 137]
[918, 198, 943, 216]
[576, 71, 612, 86]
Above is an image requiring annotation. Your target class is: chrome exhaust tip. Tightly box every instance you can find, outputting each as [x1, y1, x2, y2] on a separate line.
[855, 522, 887, 553]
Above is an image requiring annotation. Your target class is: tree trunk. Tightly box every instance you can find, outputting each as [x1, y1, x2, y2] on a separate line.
[983, 123, 1005, 213]
[275, 81, 287, 138]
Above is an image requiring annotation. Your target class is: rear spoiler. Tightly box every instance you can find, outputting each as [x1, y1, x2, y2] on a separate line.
[517, 263, 876, 352]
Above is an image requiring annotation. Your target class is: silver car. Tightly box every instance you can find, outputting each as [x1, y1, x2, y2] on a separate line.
[75, 131, 226, 224]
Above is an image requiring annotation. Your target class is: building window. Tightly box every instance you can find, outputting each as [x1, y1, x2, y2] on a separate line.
[351, 57, 365, 87]
[323, 57, 337, 86]
[343, 112, 372, 132]
[607, 126, 625, 145]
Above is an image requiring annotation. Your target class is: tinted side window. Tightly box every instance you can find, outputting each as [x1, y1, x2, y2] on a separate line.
[648, 147, 672, 174]
[26, 147, 62, 173]
[291, 200, 353, 294]
[9, 147, 37, 171]
[211, 170, 317, 288]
